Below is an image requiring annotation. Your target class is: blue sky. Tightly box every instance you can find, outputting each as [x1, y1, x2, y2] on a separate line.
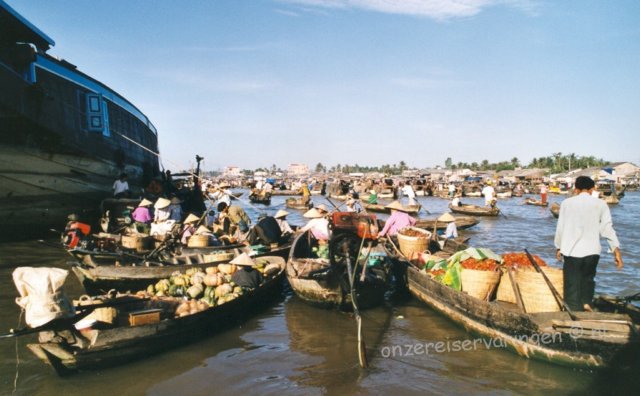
[9, 0, 640, 171]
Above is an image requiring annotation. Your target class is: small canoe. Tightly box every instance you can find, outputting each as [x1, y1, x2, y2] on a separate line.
[249, 195, 271, 205]
[407, 264, 640, 369]
[524, 198, 549, 207]
[449, 204, 500, 217]
[412, 216, 480, 231]
[328, 193, 348, 201]
[271, 190, 301, 196]
[464, 191, 482, 197]
[550, 202, 560, 218]
[496, 191, 512, 199]
[602, 195, 620, 205]
[27, 257, 286, 375]
[362, 202, 421, 215]
[70, 242, 292, 294]
[286, 231, 390, 310]
[285, 197, 313, 210]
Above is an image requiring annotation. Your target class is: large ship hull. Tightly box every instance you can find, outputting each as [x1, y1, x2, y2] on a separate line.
[0, 1, 160, 239]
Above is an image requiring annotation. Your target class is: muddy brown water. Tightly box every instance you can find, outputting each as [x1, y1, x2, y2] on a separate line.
[1, 192, 638, 395]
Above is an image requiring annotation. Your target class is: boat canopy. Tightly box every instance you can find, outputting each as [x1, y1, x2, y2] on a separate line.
[0, 1, 55, 51]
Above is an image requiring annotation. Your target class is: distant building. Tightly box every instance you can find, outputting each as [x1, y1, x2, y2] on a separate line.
[223, 166, 242, 178]
[287, 163, 309, 176]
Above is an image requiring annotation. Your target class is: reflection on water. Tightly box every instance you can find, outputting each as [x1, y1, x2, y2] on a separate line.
[0, 192, 638, 394]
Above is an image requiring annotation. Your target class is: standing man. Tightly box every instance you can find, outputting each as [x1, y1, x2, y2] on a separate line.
[113, 173, 130, 198]
[540, 183, 548, 205]
[554, 176, 623, 311]
[481, 181, 496, 207]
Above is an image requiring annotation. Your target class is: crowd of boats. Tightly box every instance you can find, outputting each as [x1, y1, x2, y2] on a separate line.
[4, 174, 639, 377]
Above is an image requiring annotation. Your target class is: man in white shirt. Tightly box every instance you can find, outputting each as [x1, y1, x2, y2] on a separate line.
[401, 183, 417, 205]
[481, 182, 495, 207]
[113, 173, 130, 198]
[554, 176, 623, 311]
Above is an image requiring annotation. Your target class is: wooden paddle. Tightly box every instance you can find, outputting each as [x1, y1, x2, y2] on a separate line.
[524, 248, 578, 320]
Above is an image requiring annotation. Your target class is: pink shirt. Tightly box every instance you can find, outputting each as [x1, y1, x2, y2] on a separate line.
[131, 207, 152, 224]
[379, 211, 416, 237]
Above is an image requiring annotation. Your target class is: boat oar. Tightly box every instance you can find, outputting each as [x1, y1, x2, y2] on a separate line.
[524, 248, 578, 321]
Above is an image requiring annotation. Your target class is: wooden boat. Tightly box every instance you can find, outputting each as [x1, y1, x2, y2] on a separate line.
[496, 191, 512, 199]
[328, 193, 348, 201]
[271, 189, 301, 196]
[362, 202, 421, 215]
[524, 198, 549, 207]
[602, 195, 620, 205]
[378, 190, 395, 200]
[407, 264, 639, 368]
[464, 191, 482, 197]
[413, 216, 480, 231]
[249, 194, 271, 205]
[287, 229, 390, 311]
[26, 257, 286, 375]
[550, 202, 560, 218]
[449, 204, 500, 217]
[70, 242, 292, 294]
[285, 197, 313, 210]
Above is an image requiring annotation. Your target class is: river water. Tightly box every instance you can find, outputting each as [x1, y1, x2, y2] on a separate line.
[1, 192, 638, 395]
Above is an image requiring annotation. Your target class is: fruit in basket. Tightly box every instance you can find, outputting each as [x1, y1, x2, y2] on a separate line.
[502, 252, 546, 269]
[460, 258, 500, 271]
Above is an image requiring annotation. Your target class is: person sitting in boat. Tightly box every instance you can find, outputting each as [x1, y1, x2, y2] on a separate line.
[168, 196, 183, 222]
[274, 210, 294, 238]
[217, 202, 251, 243]
[131, 198, 154, 233]
[113, 173, 130, 198]
[345, 196, 357, 212]
[209, 183, 232, 206]
[378, 201, 416, 238]
[439, 213, 458, 239]
[367, 189, 378, 204]
[230, 253, 263, 289]
[190, 225, 220, 246]
[315, 204, 330, 216]
[482, 181, 496, 207]
[153, 197, 172, 223]
[299, 208, 330, 241]
[179, 213, 200, 245]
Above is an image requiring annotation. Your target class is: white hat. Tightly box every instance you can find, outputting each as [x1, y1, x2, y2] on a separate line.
[138, 198, 153, 207]
[154, 197, 171, 209]
[303, 208, 324, 218]
[184, 213, 199, 224]
[437, 213, 456, 222]
[230, 252, 255, 266]
[315, 204, 329, 213]
[274, 210, 289, 219]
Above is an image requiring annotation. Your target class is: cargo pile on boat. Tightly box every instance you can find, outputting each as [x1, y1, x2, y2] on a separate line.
[132, 259, 282, 317]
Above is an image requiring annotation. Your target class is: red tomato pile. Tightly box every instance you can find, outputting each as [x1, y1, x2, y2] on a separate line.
[460, 258, 500, 271]
[502, 252, 547, 268]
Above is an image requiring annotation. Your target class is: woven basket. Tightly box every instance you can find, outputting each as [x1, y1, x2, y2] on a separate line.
[396, 227, 431, 259]
[496, 267, 536, 303]
[516, 267, 564, 313]
[188, 235, 209, 248]
[121, 234, 153, 252]
[461, 268, 501, 300]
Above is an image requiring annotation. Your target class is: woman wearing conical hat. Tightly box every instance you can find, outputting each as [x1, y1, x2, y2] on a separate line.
[379, 201, 416, 238]
[180, 213, 200, 245]
[438, 212, 458, 239]
[299, 208, 330, 241]
[274, 210, 294, 236]
[153, 197, 172, 223]
[131, 198, 153, 233]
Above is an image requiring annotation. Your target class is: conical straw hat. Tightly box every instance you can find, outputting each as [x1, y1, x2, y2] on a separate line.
[274, 210, 289, 219]
[303, 208, 324, 218]
[138, 199, 153, 207]
[230, 252, 255, 266]
[385, 200, 408, 212]
[437, 213, 456, 222]
[154, 197, 171, 209]
[184, 213, 199, 224]
[315, 204, 329, 213]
